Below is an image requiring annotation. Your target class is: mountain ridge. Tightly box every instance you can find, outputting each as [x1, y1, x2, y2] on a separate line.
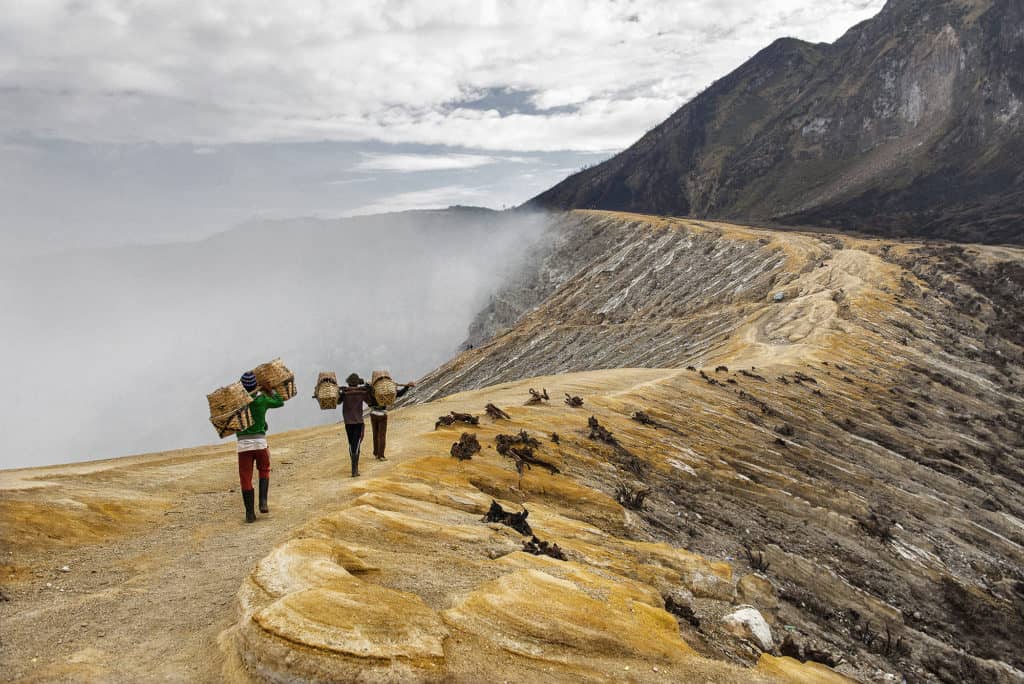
[527, 0, 1023, 244]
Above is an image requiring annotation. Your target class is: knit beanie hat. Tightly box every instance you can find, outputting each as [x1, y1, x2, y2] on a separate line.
[241, 372, 258, 391]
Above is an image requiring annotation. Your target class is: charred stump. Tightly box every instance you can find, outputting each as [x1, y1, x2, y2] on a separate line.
[450, 433, 481, 461]
[495, 431, 560, 475]
[523, 536, 567, 561]
[482, 500, 532, 536]
[436, 412, 479, 429]
[485, 403, 511, 420]
[588, 416, 617, 444]
[631, 411, 659, 427]
[526, 388, 550, 405]
[565, 393, 584, 408]
[614, 481, 651, 510]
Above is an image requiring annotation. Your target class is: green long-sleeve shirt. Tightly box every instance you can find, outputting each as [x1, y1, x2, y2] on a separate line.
[237, 391, 284, 437]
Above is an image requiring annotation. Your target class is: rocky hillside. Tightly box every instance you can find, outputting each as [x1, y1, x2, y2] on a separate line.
[527, 0, 1024, 244]
[411, 210, 1024, 682]
[2, 375, 854, 684]
[3, 210, 1023, 682]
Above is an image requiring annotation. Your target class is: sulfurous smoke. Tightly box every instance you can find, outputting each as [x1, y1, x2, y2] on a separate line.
[0, 208, 548, 468]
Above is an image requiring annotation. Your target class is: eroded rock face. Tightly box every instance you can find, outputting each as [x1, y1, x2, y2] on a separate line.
[409, 213, 1024, 681]
[225, 380, 854, 683]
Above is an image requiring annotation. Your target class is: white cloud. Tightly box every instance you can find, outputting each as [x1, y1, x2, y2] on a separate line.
[0, 1, 887, 151]
[353, 152, 530, 173]
[346, 184, 495, 216]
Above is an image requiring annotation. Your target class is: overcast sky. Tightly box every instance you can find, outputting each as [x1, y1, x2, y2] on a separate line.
[1, 0, 886, 251]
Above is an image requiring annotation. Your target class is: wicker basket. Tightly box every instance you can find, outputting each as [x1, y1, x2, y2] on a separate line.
[314, 372, 339, 410]
[210, 404, 255, 439]
[207, 382, 253, 416]
[207, 381, 255, 438]
[371, 370, 398, 408]
[254, 358, 297, 401]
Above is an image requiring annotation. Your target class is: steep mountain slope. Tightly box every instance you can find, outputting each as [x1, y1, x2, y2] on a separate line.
[527, 0, 1024, 244]
[412, 210, 1024, 681]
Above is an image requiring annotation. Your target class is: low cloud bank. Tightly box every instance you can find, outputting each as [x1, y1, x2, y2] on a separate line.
[0, 209, 549, 468]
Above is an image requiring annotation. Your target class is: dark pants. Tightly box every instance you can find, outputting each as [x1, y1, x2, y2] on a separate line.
[238, 449, 271, 492]
[370, 411, 388, 459]
[344, 422, 364, 472]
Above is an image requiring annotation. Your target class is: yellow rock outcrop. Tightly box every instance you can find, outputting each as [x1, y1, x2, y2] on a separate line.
[224, 370, 854, 683]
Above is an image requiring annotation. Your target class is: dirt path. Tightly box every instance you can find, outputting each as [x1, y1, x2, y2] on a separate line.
[1, 371, 678, 683]
[0, 421, 410, 683]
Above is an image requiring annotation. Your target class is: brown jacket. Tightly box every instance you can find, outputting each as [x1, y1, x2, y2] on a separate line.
[340, 385, 373, 424]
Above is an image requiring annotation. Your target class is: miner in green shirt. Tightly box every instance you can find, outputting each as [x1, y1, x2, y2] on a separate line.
[236, 371, 284, 523]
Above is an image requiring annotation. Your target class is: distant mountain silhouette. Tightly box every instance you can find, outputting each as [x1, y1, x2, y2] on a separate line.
[527, 0, 1023, 244]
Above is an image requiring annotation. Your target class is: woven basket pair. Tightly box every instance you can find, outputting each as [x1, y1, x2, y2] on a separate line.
[207, 382, 255, 438]
[314, 372, 339, 410]
[254, 359, 297, 401]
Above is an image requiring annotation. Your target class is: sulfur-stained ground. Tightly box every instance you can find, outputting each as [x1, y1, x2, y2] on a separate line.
[3, 371, 857, 683]
[2, 212, 1023, 683]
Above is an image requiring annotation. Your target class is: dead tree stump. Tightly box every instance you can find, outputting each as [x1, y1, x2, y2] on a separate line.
[526, 388, 550, 405]
[495, 432, 560, 474]
[523, 536, 567, 560]
[588, 416, 617, 444]
[436, 412, 479, 429]
[485, 403, 511, 420]
[482, 500, 532, 536]
[631, 411, 658, 427]
[564, 393, 584, 408]
[615, 482, 651, 510]
[450, 433, 481, 461]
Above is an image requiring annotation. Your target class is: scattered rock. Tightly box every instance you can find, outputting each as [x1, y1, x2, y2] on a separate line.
[721, 606, 774, 652]
[663, 588, 700, 628]
[778, 634, 846, 668]
[736, 574, 779, 615]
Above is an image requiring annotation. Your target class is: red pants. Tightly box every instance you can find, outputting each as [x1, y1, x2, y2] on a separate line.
[238, 448, 271, 491]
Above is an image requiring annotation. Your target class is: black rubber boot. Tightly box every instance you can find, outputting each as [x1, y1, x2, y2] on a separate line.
[242, 490, 257, 523]
[258, 478, 270, 514]
[350, 452, 360, 477]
